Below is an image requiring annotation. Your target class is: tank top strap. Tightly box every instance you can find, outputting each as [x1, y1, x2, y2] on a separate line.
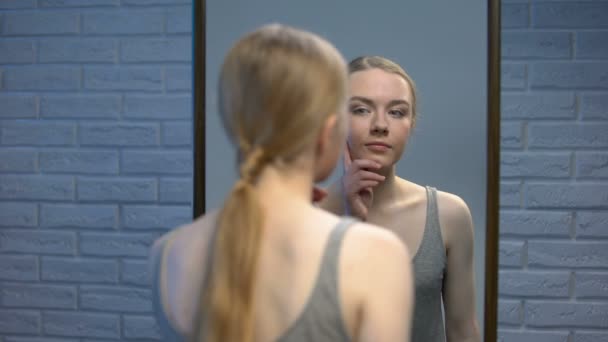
[317, 217, 356, 286]
[415, 186, 445, 261]
[426, 186, 441, 232]
[277, 217, 355, 342]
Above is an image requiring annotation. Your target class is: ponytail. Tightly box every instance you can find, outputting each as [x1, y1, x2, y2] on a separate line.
[192, 147, 267, 342]
[191, 23, 349, 342]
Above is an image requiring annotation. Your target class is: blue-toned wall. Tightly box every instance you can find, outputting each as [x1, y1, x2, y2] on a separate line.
[0, 0, 192, 340]
[498, 1, 608, 341]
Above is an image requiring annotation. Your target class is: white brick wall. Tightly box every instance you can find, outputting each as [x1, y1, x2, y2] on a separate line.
[498, 1, 608, 340]
[0, 0, 192, 340]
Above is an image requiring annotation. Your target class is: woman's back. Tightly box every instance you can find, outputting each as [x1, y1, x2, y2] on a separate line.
[151, 196, 412, 342]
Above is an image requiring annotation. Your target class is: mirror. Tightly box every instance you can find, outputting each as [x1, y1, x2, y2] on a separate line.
[194, 0, 500, 340]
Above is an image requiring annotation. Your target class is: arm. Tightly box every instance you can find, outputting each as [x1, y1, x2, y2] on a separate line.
[148, 234, 169, 287]
[355, 228, 414, 342]
[439, 194, 480, 342]
[148, 232, 184, 341]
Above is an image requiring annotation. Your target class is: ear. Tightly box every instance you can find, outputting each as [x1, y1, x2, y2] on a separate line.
[313, 114, 341, 182]
[315, 114, 339, 158]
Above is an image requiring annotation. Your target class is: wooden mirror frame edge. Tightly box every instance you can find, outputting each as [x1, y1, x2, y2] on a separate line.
[193, 0, 206, 218]
[484, 0, 501, 341]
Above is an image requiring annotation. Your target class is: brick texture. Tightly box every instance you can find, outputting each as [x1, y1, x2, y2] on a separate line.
[498, 1, 608, 339]
[0, 2, 192, 340]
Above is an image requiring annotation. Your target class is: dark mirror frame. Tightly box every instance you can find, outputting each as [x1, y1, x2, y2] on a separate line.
[192, 1, 501, 340]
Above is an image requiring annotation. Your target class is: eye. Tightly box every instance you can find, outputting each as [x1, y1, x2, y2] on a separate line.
[389, 109, 407, 118]
[350, 106, 370, 115]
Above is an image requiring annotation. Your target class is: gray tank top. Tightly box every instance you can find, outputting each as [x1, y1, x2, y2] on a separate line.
[151, 218, 354, 342]
[411, 186, 447, 342]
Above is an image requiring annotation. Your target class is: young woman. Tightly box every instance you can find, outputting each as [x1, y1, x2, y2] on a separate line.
[149, 26, 413, 342]
[319, 56, 481, 342]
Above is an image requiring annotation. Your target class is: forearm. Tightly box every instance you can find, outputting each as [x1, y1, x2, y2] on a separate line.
[446, 319, 480, 342]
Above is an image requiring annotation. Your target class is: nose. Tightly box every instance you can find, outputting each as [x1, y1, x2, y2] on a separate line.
[370, 112, 389, 136]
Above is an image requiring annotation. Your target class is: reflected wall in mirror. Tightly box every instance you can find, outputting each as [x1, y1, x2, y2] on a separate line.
[0, 1, 195, 341]
[497, 0, 608, 340]
[194, 0, 500, 340]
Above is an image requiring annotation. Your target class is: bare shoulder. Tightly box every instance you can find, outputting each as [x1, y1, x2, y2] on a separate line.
[344, 221, 411, 265]
[340, 221, 413, 311]
[436, 190, 472, 219]
[435, 190, 474, 248]
[150, 209, 219, 262]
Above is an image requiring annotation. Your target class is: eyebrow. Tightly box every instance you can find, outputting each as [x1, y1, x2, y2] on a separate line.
[349, 96, 410, 108]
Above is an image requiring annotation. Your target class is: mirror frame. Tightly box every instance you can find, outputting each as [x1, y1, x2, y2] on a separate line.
[192, 1, 501, 340]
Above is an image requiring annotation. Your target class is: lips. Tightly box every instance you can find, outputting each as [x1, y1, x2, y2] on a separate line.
[365, 142, 391, 148]
[365, 142, 391, 152]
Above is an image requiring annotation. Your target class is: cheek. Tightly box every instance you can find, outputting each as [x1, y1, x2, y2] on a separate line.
[346, 123, 367, 159]
[391, 123, 412, 153]
[347, 119, 367, 143]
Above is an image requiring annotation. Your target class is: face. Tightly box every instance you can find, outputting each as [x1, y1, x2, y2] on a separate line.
[347, 68, 414, 167]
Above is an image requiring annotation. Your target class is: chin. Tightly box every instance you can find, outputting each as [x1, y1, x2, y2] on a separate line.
[377, 161, 394, 171]
[360, 152, 392, 165]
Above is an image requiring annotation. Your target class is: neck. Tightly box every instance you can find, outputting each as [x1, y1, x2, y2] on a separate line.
[370, 165, 400, 208]
[254, 163, 314, 208]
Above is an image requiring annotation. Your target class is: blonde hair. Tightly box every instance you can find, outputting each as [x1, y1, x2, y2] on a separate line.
[191, 24, 348, 342]
[348, 56, 418, 124]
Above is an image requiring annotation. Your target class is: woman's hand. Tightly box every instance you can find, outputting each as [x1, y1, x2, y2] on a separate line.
[342, 145, 385, 220]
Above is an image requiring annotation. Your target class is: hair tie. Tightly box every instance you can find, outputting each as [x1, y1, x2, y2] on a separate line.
[240, 146, 266, 183]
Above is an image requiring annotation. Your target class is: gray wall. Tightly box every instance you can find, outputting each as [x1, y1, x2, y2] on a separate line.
[206, 0, 488, 331]
[498, 1, 608, 341]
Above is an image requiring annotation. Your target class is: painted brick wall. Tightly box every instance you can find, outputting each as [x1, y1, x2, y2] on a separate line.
[499, 1, 608, 341]
[0, 0, 193, 340]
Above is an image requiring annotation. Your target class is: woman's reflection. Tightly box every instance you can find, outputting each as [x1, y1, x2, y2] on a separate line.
[319, 56, 481, 342]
